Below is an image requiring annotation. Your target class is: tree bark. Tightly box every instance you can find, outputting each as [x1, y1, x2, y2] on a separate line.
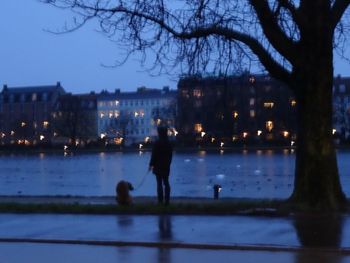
[289, 70, 347, 210]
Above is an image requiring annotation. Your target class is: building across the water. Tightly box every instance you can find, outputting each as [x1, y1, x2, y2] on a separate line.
[97, 86, 177, 146]
[177, 74, 298, 146]
[0, 82, 65, 145]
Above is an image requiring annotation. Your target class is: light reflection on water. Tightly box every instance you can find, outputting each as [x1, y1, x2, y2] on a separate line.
[0, 149, 348, 198]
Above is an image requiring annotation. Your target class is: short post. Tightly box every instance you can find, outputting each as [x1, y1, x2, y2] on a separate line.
[213, 184, 222, 199]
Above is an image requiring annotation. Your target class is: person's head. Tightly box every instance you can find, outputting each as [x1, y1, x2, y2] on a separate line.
[157, 126, 168, 140]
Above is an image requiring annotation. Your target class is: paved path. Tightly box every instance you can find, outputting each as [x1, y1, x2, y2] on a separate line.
[0, 196, 349, 262]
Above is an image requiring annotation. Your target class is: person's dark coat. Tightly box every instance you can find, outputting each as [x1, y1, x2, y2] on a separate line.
[149, 139, 173, 176]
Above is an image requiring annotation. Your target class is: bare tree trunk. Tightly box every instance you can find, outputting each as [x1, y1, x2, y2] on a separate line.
[290, 72, 347, 210]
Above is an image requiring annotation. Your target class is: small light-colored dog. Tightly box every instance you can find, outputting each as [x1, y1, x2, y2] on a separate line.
[116, 180, 134, 206]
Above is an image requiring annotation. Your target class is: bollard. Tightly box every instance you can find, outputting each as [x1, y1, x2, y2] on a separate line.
[213, 184, 222, 199]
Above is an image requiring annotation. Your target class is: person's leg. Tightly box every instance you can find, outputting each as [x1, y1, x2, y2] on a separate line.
[163, 175, 170, 205]
[156, 175, 164, 204]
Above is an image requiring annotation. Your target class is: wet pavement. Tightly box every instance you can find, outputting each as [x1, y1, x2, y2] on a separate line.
[0, 213, 349, 262]
[0, 213, 348, 249]
[1, 242, 350, 263]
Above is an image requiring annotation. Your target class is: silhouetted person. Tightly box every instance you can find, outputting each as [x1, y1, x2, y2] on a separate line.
[149, 126, 173, 205]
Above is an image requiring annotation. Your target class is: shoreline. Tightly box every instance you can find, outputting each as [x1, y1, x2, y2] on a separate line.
[0, 195, 348, 215]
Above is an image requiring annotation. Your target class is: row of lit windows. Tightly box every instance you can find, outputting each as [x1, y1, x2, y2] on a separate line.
[11, 121, 50, 129]
[194, 120, 275, 133]
[7, 92, 49, 103]
[98, 99, 167, 108]
[99, 110, 146, 119]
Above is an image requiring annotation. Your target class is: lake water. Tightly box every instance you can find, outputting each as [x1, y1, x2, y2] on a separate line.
[0, 149, 349, 198]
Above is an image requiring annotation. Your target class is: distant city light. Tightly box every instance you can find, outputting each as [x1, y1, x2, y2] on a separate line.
[64, 145, 68, 151]
[332, 129, 337, 135]
[283, 131, 289, 138]
[173, 129, 178, 136]
[144, 136, 150, 143]
[257, 130, 262, 136]
[114, 137, 123, 145]
[233, 111, 239, 119]
[243, 132, 248, 138]
[100, 133, 106, 139]
[201, 131, 206, 138]
[220, 142, 224, 147]
[40, 135, 45, 141]
[232, 136, 237, 141]
[291, 140, 295, 146]
[21, 122, 26, 127]
[139, 144, 143, 149]
[266, 121, 274, 132]
[10, 131, 15, 136]
[211, 137, 215, 143]
[194, 123, 203, 133]
[263, 102, 274, 108]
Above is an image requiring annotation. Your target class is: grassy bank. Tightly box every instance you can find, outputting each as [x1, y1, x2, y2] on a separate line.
[0, 199, 305, 216]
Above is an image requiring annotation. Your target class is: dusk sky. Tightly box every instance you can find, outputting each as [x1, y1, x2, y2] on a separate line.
[1, 0, 350, 94]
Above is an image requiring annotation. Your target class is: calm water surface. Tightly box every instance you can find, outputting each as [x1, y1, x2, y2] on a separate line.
[0, 149, 349, 198]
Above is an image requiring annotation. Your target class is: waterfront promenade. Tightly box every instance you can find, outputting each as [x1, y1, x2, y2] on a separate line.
[0, 196, 349, 262]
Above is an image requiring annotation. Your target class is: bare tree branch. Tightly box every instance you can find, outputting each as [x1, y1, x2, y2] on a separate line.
[249, 0, 298, 64]
[331, 0, 350, 29]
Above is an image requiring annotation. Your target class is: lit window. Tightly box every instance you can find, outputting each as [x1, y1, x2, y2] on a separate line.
[249, 98, 255, 106]
[291, 100, 297, 107]
[32, 93, 37, 101]
[250, 110, 255, 118]
[114, 111, 119, 118]
[194, 123, 203, 133]
[257, 130, 262, 136]
[115, 100, 119, 106]
[266, 121, 274, 131]
[283, 131, 289, 138]
[43, 121, 49, 129]
[233, 111, 239, 119]
[264, 102, 274, 108]
[21, 122, 26, 127]
[109, 111, 114, 118]
[99, 111, 105, 118]
[193, 89, 202, 98]
[243, 132, 248, 138]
